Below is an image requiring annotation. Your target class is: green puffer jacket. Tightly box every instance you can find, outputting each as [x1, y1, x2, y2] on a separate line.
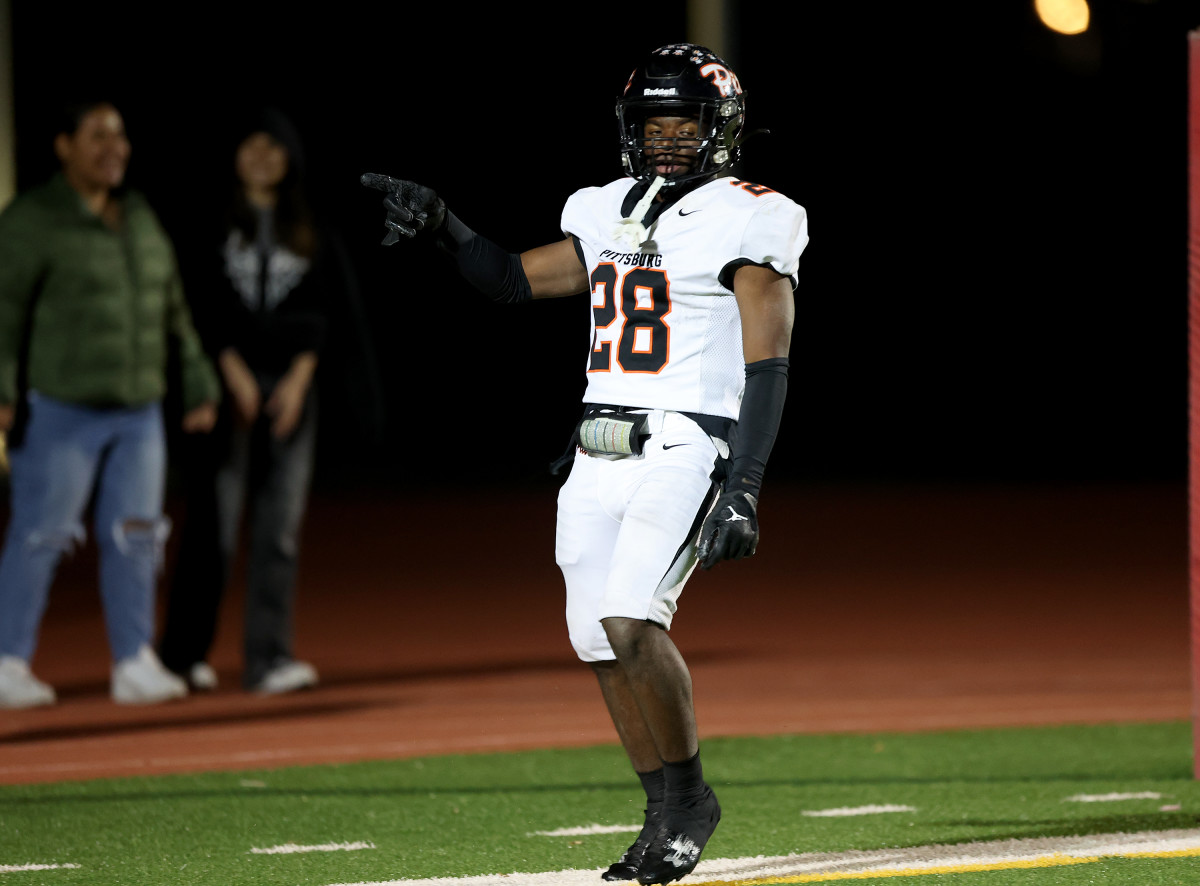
[0, 173, 219, 411]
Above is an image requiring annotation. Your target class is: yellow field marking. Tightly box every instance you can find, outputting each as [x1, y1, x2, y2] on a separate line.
[687, 846, 1200, 885]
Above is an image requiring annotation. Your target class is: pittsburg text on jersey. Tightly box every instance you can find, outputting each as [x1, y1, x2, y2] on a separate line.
[598, 249, 664, 266]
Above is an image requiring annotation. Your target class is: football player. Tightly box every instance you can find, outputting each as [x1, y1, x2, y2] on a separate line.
[363, 43, 808, 884]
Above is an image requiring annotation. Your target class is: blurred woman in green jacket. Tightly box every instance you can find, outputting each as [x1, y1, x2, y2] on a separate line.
[0, 99, 221, 708]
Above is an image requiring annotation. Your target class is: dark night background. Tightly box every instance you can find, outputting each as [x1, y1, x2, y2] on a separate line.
[8, 1, 1197, 495]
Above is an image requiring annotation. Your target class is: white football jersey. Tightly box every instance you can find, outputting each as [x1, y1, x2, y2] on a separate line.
[561, 175, 808, 420]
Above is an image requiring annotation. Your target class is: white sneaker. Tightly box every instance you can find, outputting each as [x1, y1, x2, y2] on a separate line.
[111, 645, 188, 705]
[0, 656, 56, 709]
[253, 659, 318, 695]
[188, 662, 218, 692]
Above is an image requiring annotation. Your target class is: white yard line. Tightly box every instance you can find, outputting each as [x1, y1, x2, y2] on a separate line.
[1064, 791, 1164, 802]
[322, 828, 1200, 886]
[528, 824, 642, 837]
[250, 841, 376, 855]
[530, 805, 916, 837]
[801, 804, 916, 817]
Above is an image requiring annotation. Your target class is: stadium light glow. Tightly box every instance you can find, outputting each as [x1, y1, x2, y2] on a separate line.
[1035, 0, 1090, 35]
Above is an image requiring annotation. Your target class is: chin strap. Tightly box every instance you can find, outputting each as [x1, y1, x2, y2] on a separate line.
[611, 176, 666, 249]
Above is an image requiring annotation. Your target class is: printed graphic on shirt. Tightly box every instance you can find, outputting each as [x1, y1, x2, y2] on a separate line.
[224, 231, 311, 312]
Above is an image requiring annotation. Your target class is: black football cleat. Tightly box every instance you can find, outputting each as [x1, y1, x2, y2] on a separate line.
[636, 785, 721, 884]
[602, 803, 662, 881]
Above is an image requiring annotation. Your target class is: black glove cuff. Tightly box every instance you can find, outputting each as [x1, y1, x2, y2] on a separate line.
[728, 357, 789, 498]
[436, 210, 471, 251]
[437, 212, 532, 304]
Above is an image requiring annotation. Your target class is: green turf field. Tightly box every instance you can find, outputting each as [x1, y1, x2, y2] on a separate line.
[2, 721, 1199, 885]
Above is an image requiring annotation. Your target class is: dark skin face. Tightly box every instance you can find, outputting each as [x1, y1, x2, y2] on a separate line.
[55, 103, 130, 197]
[642, 115, 701, 183]
[54, 103, 130, 224]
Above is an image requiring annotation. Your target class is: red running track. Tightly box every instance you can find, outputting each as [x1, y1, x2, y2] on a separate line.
[0, 481, 1189, 785]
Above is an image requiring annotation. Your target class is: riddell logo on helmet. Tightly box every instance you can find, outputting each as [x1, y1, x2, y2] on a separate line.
[643, 88, 679, 96]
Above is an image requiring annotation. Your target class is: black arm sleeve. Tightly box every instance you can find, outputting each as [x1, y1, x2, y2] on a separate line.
[436, 211, 532, 304]
[728, 357, 790, 498]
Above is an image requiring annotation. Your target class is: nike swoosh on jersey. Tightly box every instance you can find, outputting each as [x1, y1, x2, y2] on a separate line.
[678, 208, 701, 216]
[662, 443, 690, 449]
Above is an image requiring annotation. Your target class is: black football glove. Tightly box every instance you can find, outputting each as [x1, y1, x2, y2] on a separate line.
[360, 173, 447, 245]
[696, 490, 759, 569]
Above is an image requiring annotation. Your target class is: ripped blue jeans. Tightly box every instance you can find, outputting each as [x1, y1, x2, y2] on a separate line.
[0, 392, 169, 663]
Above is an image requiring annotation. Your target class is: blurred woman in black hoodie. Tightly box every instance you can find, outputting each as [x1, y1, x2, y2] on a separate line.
[159, 107, 366, 694]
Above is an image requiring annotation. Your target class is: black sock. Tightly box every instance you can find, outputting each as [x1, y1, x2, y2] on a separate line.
[638, 767, 666, 807]
[662, 752, 706, 805]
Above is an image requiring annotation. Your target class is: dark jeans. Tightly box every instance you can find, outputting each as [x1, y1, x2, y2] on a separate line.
[160, 385, 316, 688]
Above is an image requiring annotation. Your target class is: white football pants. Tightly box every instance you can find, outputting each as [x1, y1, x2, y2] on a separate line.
[555, 410, 721, 662]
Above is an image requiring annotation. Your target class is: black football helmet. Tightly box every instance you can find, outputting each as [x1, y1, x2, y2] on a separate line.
[616, 43, 746, 190]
